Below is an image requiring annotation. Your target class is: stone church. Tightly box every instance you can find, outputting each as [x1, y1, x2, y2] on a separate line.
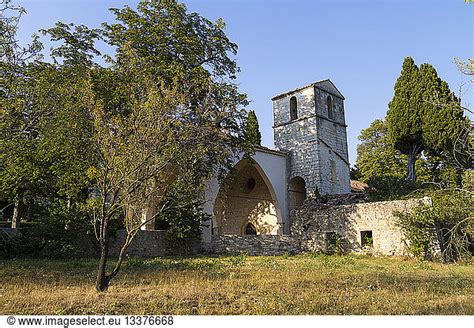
[201, 79, 351, 251]
[133, 79, 424, 257]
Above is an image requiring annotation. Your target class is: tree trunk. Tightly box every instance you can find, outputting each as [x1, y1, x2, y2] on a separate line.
[26, 193, 33, 221]
[455, 168, 463, 188]
[406, 143, 421, 182]
[95, 241, 110, 292]
[433, 219, 446, 262]
[11, 191, 24, 229]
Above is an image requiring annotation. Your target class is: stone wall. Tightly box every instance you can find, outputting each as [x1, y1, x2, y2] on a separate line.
[292, 197, 432, 256]
[314, 86, 350, 195]
[273, 86, 321, 196]
[75, 230, 201, 257]
[212, 235, 300, 255]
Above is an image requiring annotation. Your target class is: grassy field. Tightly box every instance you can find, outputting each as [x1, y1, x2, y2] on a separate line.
[0, 254, 473, 315]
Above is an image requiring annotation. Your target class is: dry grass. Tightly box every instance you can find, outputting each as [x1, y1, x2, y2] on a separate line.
[0, 254, 473, 315]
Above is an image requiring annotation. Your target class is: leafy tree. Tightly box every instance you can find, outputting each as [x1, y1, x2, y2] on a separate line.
[355, 119, 425, 199]
[154, 188, 210, 253]
[0, 1, 43, 228]
[1, 0, 95, 229]
[44, 0, 249, 291]
[244, 110, 261, 146]
[1, 62, 94, 225]
[386, 57, 467, 182]
[386, 57, 424, 181]
[356, 119, 405, 183]
[355, 118, 465, 199]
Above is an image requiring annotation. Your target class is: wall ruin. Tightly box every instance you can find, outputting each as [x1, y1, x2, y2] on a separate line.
[292, 197, 432, 256]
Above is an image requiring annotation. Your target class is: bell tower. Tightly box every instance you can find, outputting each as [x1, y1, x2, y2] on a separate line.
[272, 79, 350, 196]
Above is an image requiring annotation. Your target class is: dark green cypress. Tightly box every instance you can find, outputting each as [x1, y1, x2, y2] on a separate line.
[387, 57, 423, 181]
[245, 110, 262, 146]
[387, 57, 467, 182]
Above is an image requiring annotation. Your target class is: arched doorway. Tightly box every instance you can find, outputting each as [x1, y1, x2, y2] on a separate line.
[288, 176, 306, 213]
[213, 159, 281, 236]
[244, 222, 257, 235]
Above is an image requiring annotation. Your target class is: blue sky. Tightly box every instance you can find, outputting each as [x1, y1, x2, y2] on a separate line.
[17, 0, 474, 164]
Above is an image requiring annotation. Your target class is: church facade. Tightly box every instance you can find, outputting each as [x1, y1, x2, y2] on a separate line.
[201, 80, 351, 251]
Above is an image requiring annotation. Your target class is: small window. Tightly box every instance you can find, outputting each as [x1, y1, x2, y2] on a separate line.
[245, 223, 257, 235]
[327, 96, 333, 120]
[247, 178, 256, 191]
[361, 231, 373, 247]
[325, 231, 342, 254]
[290, 96, 298, 120]
[330, 160, 336, 182]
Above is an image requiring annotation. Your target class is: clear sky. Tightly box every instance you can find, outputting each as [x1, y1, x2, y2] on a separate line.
[16, 0, 474, 165]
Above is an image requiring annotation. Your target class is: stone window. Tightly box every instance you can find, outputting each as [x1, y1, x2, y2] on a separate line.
[330, 160, 336, 183]
[244, 222, 257, 235]
[290, 96, 298, 121]
[325, 231, 342, 254]
[327, 95, 334, 120]
[361, 230, 373, 247]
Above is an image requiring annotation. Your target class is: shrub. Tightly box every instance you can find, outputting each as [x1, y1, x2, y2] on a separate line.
[0, 200, 94, 259]
[154, 194, 210, 254]
[325, 232, 346, 255]
[396, 189, 473, 262]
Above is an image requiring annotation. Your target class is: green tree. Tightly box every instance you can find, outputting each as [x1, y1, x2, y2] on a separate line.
[244, 110, 261, 146]
[356, 119, 405, 183]
[396, 188, 473, 262]
[1, 0, 96, 229]
[45, 0, 248, 291]
[386, 57, 424, 181]
[387, 57, 467, 182]
[355, 119, 429, 199]
[0, 1, 43, 228]
[356, 118, 464, 198]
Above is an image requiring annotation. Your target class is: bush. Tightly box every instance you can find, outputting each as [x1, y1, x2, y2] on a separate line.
[0, 200, 95, 259]
[325, 232, 346, 255]
[396, 189, 473, 262]
[154, 194, 210, 254]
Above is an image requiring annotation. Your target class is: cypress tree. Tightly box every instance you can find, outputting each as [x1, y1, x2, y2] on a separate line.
[386, 57, 423, 181]
[245, 110, 262, 146]
[387, 57, 467, 182]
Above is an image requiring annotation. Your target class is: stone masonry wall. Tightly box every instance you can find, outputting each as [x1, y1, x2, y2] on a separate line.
[293, 197, 432, 256]
[212, 235, 300, 255]
[314, 87, 350, 194]
[273, 86, 321, 195]
[75, 230, 201, 257]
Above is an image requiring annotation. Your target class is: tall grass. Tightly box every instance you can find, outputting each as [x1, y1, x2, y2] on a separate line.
[1, 255, 472, 315]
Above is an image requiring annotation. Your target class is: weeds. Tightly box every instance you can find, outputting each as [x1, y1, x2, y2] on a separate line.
[0, 255, 472, 315]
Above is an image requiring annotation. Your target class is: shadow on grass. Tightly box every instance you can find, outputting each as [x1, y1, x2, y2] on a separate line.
[123, 254, 248, 274]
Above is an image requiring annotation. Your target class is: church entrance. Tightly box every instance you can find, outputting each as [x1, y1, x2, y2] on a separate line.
[212, 159, 280, 236]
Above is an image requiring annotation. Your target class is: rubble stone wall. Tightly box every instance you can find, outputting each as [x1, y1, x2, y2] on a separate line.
[212, 235, 300, 255]
[74, 230, 201, 257]
[292, 197, 431, 256]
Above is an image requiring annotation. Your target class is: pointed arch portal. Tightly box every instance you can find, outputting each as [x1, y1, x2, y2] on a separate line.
[213, 158, 282, 236]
